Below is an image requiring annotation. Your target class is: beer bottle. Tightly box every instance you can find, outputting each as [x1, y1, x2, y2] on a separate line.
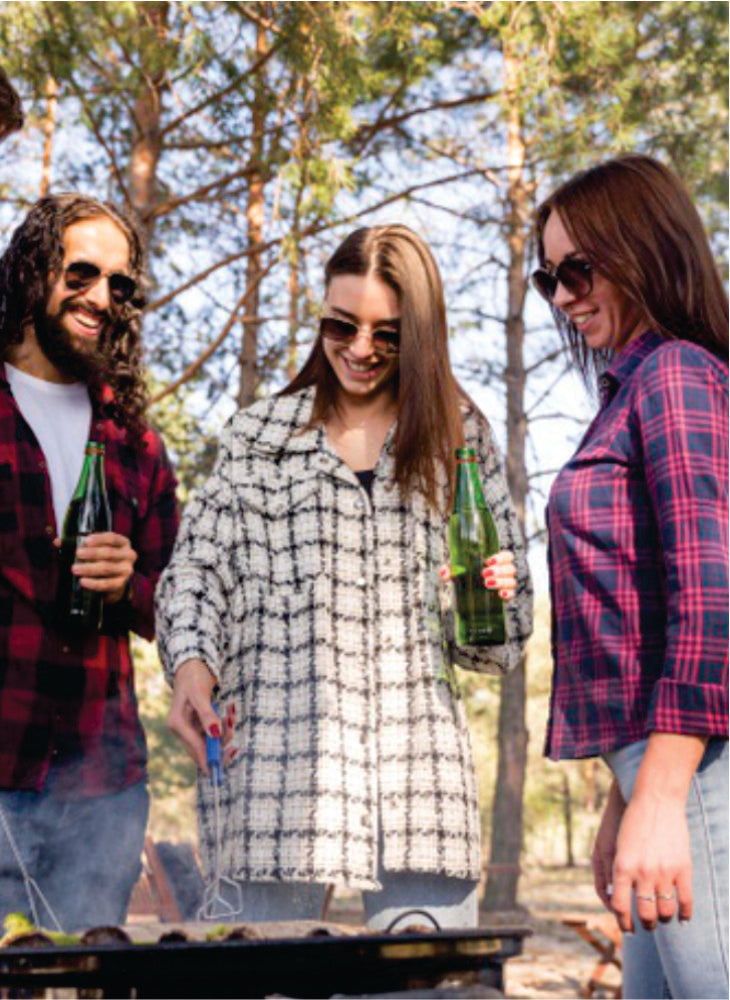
[448, 446, 505, 645]
[55, 441, 111, 635]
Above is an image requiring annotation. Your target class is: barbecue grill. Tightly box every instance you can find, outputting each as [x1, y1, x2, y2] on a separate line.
[0, 917, 531, 997]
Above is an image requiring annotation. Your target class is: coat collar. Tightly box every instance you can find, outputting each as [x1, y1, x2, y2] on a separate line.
[244, 387, 320, 455]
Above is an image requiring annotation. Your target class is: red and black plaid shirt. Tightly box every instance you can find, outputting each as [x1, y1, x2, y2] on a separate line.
[0, 364, 179, 797]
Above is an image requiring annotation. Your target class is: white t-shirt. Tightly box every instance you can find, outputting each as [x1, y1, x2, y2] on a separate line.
[6, 364, 92, 532]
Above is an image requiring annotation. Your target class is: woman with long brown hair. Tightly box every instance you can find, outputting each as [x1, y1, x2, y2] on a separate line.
[156, 223, 533, 927]
[535, 154, 728, 999]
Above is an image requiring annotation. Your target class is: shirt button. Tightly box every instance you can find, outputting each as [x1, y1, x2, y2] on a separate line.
[355, 576, 366, 588]
[39, 460, 46, 471]
[45, 525, 53, 535]
[354, 497, 364, 510]
[62, 645, 70, 654]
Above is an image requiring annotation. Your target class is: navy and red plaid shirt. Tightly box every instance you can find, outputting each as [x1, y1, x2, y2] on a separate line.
[545, 331, 728, 760]
[0, 364, 179, 797]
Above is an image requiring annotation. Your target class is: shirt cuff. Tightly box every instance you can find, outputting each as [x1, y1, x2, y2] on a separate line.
[649, 678, 729, 738]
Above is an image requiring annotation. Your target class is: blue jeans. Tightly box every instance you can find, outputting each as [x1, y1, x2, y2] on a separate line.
[605, 738, 728, 1000]
[0, 779, 149, 932]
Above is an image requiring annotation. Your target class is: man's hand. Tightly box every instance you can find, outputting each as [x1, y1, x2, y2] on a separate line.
[55, 532, 137, 604]
[167, 659, 221, 774]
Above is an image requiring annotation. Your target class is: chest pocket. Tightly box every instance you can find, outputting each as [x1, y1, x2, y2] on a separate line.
[107, 470, 146, 545]
[236, 466, 323, 593]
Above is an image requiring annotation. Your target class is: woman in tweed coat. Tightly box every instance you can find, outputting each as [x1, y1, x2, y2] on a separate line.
[156, 225, 533, 928]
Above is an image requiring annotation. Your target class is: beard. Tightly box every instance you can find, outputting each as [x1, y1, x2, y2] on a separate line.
[34, 300, 112, 386]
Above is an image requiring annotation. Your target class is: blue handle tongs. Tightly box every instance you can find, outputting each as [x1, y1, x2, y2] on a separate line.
[197, 711, 242, 921]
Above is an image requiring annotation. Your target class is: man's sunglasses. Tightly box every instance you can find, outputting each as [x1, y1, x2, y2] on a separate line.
[63, 261, 137, 306]
[319, 316, 400, 356]
[531, 257, 594, 304]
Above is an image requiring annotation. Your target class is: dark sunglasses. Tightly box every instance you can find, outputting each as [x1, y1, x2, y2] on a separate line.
[319, 316, 400, 356]
[531, 257, 594, 303]
[63, 261, 137, 306]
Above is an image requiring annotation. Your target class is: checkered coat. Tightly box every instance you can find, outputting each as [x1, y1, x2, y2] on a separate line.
[156, 388, 532, 888]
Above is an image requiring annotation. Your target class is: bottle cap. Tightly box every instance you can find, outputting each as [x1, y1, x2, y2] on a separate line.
[455, 446, 476, 461]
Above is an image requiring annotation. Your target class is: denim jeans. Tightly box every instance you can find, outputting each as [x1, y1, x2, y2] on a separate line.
[605, 738, 728, 1000]
[0, 779, 149, 932]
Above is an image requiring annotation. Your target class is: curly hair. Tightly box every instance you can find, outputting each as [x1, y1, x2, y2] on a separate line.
[0, 67, 23, 142]
[0, 193, 151, 447]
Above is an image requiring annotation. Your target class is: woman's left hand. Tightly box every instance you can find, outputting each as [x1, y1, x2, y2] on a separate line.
[439, 550, 517, 601]
[611, 792, 692, 932]
[608, 733, 706, 933]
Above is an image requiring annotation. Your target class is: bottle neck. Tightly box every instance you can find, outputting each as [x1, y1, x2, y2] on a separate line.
[453, 456, 487, 511]
[72, 443, 106, 503]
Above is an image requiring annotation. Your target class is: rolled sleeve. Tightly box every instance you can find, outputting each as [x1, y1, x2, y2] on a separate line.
[640, 348, 729, 736]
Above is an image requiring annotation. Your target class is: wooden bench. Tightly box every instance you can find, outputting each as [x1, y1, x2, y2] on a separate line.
[128, 837, 185, 922]
[561, 912, 622, 999]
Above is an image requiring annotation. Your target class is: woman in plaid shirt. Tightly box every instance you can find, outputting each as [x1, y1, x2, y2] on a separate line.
[157, 224, 533, 928]
[535, 155, 728, 999]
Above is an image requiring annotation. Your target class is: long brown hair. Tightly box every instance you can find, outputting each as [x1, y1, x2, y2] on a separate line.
[536, 154, 729, 381]
[0, 193, 150, 446]
[283, 224, 472, 510]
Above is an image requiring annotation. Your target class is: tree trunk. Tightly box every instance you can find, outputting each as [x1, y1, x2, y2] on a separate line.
[128, 1, 169, 245]
[286, 241, 301, 383]
[237, 15, 268, 410]
[481, 40, 530, 914]
[562, 771, 575, 868]
[39, 75, 57, 196]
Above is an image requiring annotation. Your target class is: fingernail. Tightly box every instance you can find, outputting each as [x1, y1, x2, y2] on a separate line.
[209, 723, 221, 739]
[486, 556, 497, 566]
[500, 590, 509, 598]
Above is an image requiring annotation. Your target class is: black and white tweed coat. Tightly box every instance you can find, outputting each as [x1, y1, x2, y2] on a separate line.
[156, 387, 532, 889]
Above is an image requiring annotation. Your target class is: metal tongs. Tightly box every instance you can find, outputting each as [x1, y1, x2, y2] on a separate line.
[197, 712, 242, 921]
[0, 802, 63, 932]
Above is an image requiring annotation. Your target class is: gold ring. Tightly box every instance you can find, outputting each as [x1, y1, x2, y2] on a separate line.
[635, 894, 656, 902]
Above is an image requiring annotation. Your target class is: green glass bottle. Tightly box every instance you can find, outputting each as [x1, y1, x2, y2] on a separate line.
[55, 441, 111, 636]
[448, 446, 505, 645]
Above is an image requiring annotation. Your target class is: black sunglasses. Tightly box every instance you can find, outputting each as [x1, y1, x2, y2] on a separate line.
[63, 261, 137, 306]
[531, 257, 594, 303]
[319, 316, 400, 356]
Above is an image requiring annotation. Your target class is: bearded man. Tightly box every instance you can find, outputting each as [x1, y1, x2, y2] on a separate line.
[0, 194, 179, 931]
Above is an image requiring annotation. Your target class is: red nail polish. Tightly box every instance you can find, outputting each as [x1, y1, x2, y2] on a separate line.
[210, 723, 221, 739]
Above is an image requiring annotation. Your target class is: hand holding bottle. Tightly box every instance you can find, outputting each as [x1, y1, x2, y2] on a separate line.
[439, 550, 517, 600]
[54, 531, 137, 604]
